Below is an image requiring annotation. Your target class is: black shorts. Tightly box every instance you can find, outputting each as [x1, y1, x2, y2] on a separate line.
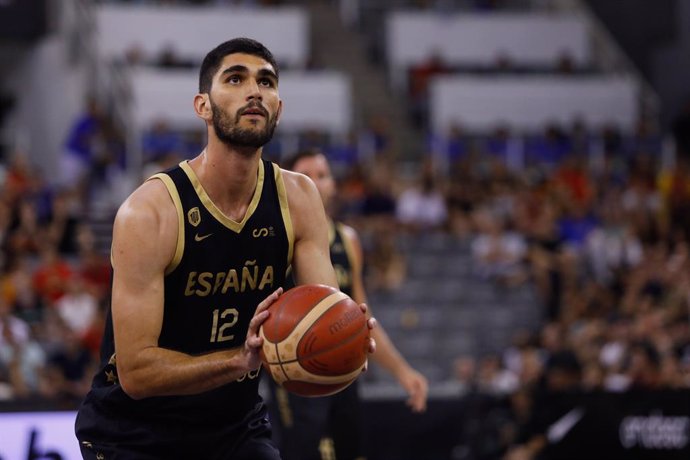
[266, 376, 364, 460]
[76, 402, 281, 460]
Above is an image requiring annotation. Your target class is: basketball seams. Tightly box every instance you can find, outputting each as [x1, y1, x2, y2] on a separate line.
[260, 285, 368, 396]
[261, 290, 348, 364]
[280, 361, 365, 385]
[267, 286, 335, 341]
[297, 314, 367, 363]
[275, 291, 349, 363]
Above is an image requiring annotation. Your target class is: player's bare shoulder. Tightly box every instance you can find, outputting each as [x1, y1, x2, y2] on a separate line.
[279, 167, 328, 240]
[280, 168, 319, 201]
[116, 179, 175, 229]
[112, 178, 178, 269]
[280, 168, 323, 216]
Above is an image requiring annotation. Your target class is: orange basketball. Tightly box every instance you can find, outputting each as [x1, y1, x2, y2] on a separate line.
[259, 284, 369, 397]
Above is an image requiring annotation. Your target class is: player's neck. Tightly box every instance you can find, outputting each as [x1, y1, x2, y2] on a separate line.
[190, 145, 262, 220]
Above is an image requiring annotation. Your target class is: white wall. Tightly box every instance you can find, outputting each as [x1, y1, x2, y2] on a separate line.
[129, 68, 352, 134]
[430, 76, 639, 133]
[96, 5, 309, 68]
[387, 12, 590, 68]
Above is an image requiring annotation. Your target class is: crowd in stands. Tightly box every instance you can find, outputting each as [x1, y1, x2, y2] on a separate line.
[0, 148, 111, 407]
[4, 91, 689, 411]
[1, 2, 687, 447]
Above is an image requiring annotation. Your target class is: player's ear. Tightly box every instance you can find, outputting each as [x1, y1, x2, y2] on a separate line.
[275, 99, 283, 126]
[194, 93, 212, 121]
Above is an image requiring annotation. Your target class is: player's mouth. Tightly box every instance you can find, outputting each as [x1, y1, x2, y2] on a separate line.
[241, 106, 267, 118]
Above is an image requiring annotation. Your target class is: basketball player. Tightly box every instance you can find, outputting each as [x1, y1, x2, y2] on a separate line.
[269, 149, 429, 460]
[74, 38, 375, 459]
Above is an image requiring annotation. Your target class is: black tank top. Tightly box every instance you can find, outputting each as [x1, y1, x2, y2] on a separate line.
[284, 221, 355, 298]
[79, 159, 293, 428]
[329, 222, 356, 298]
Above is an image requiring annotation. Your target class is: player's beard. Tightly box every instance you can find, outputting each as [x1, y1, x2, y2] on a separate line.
[210, 99, 278, 150]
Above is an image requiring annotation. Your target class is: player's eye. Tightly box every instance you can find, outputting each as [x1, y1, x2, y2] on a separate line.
[227, 75, 241, 84]
[259, 78, 274, 87]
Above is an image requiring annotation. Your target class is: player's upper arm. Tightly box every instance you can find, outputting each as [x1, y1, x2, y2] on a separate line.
[282, 169, 338, 288]
[110, 179, 178, 378]
[340, 223, 369, 306]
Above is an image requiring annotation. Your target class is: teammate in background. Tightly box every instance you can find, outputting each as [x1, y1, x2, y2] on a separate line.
[269, 149, 429, 460]
[74, 38, 375, 459]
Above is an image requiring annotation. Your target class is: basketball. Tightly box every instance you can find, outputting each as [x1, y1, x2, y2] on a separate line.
[260, 284, 370, 397]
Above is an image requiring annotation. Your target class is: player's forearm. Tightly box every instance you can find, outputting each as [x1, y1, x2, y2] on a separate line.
[118, 346, 254, 399]
[370, 326, 413, 378]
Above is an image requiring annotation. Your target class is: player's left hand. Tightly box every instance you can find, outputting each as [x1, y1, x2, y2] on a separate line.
[398, 367, 429, 413]
[360, 303, 377, 354]
[244, 287, 283, 370]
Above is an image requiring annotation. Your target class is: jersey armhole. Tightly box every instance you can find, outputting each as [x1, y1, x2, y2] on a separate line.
[273, 164, 295, 268]
[148, 173, 185, 275]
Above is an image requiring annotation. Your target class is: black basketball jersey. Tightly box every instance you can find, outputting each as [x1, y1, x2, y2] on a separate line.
[284, 221, 355, 298]
[77, 159, 293, 435]
[329, 222, 356, 298]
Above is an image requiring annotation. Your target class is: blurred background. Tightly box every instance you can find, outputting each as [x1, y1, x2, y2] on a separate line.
[0, 0, 689, 459]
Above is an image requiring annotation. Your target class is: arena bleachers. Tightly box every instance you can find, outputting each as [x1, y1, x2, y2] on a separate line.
[1, 2, 689, 460]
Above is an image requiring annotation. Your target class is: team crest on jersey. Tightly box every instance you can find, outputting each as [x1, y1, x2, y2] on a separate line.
[188, 207, 201, 227]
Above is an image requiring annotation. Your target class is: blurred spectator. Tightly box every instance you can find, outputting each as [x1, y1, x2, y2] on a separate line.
[408, 51, 450, 127]
[61, 97, 125, 203]
[361, 162, 397, 221]
[428, 123, 470, 166]
[555, 51, 575, 74]
[0, 295, 46, 399]
[1, 150, 35, 205]
[504, 350, 582, 460]
[627, 341, 663, 390]
[359, 114, 394, 161]
[142, 118, 185, 162]
[365, 229, 407, 292]
[658, 154, 690, 241]
[396, 164, 448, 232]
[42, 324, 96, 405]
[476, 354, 519, 396]
[61, 97, 107, 186]
[55, 275, 99, 341]
[0, 294, 30, 349]
[325, 130, 360, 172]
[45, 189, 82, 257]
[156, 42, 194, 69]
[485, 125, 511, 160]
[0, 255, 40, 324]
[471, 210, 528, 285]
[525, 125, 572, 168]
[32, 245, 73, 307]
[584, 193, 643, 287]
[7, 199, 44, 258]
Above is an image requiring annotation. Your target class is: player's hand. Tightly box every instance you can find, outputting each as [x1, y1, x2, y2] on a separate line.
[244, 287, 283, 369]
[359, 303, 376, 373]
[399, 367, 429, 413]
[360, 303, 377, 354]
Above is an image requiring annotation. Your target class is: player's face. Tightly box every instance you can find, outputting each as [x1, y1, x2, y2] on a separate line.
[208, 53, 282, 149]
[293, 154, 336, 207]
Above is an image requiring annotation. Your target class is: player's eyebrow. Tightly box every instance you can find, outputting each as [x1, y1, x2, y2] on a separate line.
[220, 65, 278, 83]
[220, 65, 249, 77]
[257, 68, 279, 84]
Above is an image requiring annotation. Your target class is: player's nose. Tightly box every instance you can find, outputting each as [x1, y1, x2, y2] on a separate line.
[246, 79, 263, 101]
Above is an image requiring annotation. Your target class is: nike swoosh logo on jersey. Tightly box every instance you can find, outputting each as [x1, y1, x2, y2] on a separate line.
[194, 233, 213, 242]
